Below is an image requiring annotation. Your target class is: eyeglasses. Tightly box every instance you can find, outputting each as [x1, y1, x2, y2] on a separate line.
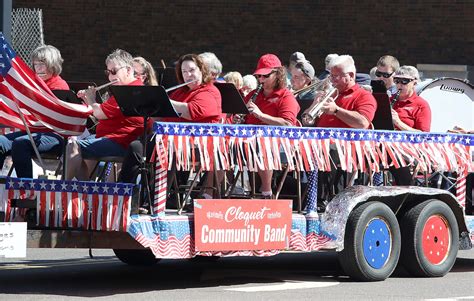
[375, 70, 394, 78]
[104, 66, 127, 76]
[255, 71, 275, 79]
[329, 72, 348, 80]
[394, 77, 415, 85]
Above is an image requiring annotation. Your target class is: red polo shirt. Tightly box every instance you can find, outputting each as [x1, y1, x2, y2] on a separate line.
[45, 75, 69, 90]
[96, 79, 146, 148]
[245, 88, 300, 126]
[166, 83, 222, 123]
[317, 84, 377, 129]
[392, 93, 431, 132]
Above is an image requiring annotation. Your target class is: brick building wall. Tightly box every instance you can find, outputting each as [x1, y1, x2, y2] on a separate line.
[12, 0, 474, 84]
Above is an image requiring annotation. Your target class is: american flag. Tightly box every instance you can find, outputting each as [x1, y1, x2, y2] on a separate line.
[0, 33, 91, 136]
[4, 177, 136, 231]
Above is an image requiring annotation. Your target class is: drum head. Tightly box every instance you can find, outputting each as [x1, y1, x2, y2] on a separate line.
[418, 78, 474, 133]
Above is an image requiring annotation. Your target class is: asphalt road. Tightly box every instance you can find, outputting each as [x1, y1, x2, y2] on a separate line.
[0, 248, 473, 300]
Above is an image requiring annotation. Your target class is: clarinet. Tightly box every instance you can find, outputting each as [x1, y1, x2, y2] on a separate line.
[234, 84, 263, 124]
[248, 83, 263, 104]
[390, 90, 401, 107]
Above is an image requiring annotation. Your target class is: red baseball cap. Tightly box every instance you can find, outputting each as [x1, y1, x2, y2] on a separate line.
[253, 54, 282, 75]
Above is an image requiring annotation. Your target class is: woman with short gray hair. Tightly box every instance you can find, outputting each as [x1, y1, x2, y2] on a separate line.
[31, 44, 68, 90]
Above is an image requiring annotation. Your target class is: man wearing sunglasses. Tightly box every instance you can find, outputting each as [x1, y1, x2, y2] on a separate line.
[375, 55, 400, 97]
[67, 49, 147, 180]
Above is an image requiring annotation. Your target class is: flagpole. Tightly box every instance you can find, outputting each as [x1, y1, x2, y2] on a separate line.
[13, 102, 47, 176]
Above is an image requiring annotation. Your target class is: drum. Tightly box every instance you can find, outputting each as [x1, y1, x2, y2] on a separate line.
[417, 77, 474, 133]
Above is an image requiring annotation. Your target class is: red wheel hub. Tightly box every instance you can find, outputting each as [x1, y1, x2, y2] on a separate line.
[421, 215, 450, 265]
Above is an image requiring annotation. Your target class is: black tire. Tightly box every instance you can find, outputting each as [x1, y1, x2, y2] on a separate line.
[113, 249, 160, 266]
[339, 201, 401, 281]
[400, 199, 459, 277]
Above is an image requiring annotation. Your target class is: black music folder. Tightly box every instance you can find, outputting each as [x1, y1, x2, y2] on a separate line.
[52, 90, 83, 104]
[371, 80, 387, 94]
[110, 85, 179, 118]
[214, 82, 249, 114]
[372, 92, 394, 130]
[67, 81, 97, 93]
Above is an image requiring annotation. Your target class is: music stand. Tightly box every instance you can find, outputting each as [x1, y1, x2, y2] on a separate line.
[372, 92, 395, 130]
[110, 85, 179, 212]
[52, 90, 84, 105]
[371, 80, 387, 94]
[214, 82, 249, 114]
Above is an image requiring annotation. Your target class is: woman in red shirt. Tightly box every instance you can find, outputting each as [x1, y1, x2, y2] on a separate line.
[390, 66, 431, 185]
[391, 66, 431, 132]
[245, 54, 300, 198]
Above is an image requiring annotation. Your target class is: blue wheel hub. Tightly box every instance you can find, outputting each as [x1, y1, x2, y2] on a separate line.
[363, 218, 392, 269]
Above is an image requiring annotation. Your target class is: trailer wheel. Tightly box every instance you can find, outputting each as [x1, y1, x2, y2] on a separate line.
[339, 201, 401, 281]
[113, 249, 160, 266]
[400, 200, 458, 277]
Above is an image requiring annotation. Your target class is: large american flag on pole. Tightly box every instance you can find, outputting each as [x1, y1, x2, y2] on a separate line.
[0, 33, 92, 136]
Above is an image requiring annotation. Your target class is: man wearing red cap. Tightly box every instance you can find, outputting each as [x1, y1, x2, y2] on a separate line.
[245, 53, 300, 198]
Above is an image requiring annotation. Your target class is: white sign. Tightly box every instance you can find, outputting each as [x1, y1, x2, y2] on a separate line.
[0, 222, 27, 258]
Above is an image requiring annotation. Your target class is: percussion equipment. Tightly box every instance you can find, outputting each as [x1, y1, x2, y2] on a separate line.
[417, 77, 474, 132]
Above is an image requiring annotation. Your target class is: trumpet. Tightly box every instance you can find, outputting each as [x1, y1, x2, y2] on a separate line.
[301, 85, 339, 126]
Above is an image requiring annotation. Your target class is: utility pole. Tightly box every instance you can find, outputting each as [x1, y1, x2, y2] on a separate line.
[1, 0, 12, 40]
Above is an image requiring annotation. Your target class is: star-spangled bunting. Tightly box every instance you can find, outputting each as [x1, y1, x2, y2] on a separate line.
[152, 122, 473, 214]
[4, 177, 136, 231]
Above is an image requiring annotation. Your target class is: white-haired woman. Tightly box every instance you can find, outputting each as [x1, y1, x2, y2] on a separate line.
[0, 44, 69, 178]
[391, 65, 431, 132]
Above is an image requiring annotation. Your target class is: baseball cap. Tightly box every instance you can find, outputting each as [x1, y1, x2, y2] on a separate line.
[254, 54, 282, 75]
[289, 51, 306, 64]
[295, 60, 315, 80]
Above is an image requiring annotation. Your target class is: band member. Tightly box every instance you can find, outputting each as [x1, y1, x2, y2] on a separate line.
[199, 52, 222, 80]
[317, 55, 377, 129]
[309, 55, 377, 210]
[375, 55, 400, 97]
[132, 56, 158, 86]
[66, 49, 146, 180]
[389, 66, 431, 185]
[291, 60, 318, 121]
[318, 53, 339, 80]
[0, 45, 69, 178]
[391, 66, 431, 132]
[241, 74, 258, 97]
[118, 54, 222, 211]
[245, 53, 300, 198]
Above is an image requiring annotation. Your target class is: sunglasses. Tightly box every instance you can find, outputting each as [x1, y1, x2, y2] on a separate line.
[394, 77, 415, 85]
[255, 71, 275, 79]
[375, 70, 394, 78]
[104, 66, 127, 76]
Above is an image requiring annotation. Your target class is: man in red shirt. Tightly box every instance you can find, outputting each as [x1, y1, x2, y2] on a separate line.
[309, 55, 377, 211]
[67, 49, 146, 180]
[317, 55, 377, 129]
